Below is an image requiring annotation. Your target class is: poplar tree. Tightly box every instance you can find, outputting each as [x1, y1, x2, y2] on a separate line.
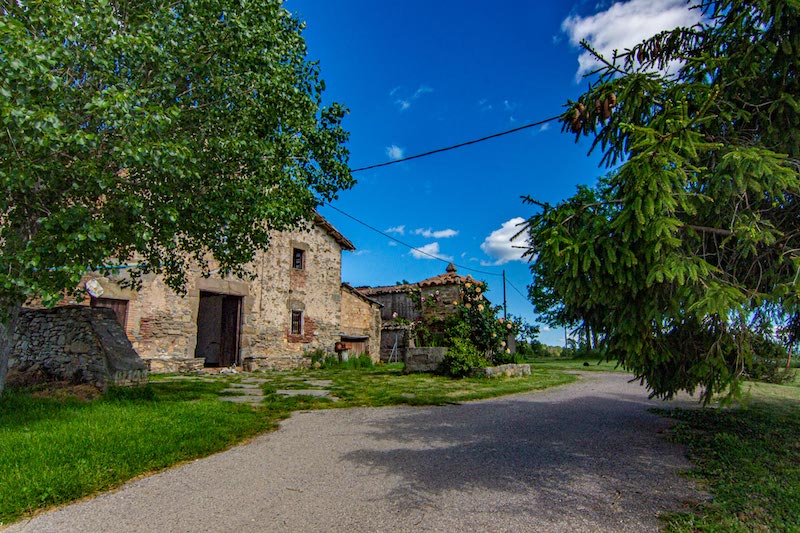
[526, 0, 799, 403]
[0, 0, 353, 393]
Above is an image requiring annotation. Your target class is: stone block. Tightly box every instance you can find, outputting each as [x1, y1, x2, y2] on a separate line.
[404, 347, 448, 373]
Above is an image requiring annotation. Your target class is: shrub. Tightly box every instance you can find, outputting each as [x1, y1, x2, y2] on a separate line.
[437, 338, 488, 377]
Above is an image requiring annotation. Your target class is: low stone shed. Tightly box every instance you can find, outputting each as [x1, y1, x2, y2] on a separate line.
[9, 306, 147, 389]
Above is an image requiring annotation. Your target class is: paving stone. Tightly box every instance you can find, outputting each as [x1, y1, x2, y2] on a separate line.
[221, 388, 262, 396]
[303, 379, 333, 387]
[218, 396, 262, 405]
[276, 389, 337, 401]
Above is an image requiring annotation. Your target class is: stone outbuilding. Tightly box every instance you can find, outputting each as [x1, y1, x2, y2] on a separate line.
[14, 214, 381, 374]
[339, 283, 383, 361]
[357, 263, 483, 361]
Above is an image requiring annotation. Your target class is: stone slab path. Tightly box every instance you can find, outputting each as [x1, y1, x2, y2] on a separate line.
[6, 372, 705, 532]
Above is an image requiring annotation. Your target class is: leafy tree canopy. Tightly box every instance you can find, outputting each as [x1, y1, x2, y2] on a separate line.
[525, 0, 799, 403]
[1, 0, 352, 303]
[0, 0, 352, 392]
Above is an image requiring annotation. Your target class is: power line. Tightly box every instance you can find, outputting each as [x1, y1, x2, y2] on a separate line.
[506, 278, 530, 302]
[350, 114, 562, 173]
[325, 203, 503, 277]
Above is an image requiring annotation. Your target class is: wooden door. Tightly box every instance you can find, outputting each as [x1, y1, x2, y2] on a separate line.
[219, 296, 241, 367]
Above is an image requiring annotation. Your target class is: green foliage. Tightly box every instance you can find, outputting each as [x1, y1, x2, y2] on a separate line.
[324, 354, 374, 370]
[0, 0, 352, 306]
[304, 350, 373, 370]
[436, 338, 488, 377]
[525, 0, 800, 404]
[441, 281, 529, 362]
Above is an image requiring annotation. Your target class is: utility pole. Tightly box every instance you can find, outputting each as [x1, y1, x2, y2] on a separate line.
[502, 269, 507, 320]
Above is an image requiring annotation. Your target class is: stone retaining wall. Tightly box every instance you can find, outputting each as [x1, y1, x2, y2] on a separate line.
[9, 306, 148, 389]
[475, 363, 531, 378]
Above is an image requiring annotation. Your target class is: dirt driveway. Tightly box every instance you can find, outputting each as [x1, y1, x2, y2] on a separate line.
[7, 372, 705, 532]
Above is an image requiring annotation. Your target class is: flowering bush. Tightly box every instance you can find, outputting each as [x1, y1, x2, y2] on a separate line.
[443, 280, 524, 364]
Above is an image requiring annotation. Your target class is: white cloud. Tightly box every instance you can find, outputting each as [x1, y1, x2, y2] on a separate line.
[479, 217, 528, 266]
[388, 241, 398, 247]
[385, 224, 405, 235]
[539, 122, 550, 132]
[410, 242, 453, 261]
[561, 0, 703, 81]
[385, 145, 404, 160]
[414, 85, 433, 98]
[414, 228, 458, 239]
[391, 84, 433, 110]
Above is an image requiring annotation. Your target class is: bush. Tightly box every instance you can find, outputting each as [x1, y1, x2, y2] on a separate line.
[437, 338, 488, 377]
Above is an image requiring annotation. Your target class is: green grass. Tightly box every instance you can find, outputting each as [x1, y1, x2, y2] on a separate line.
[658, 376, 800, 532]
[260, 363, 576, 410]
[0, 381, 276, 525]
[527, 356, 623, 372]
[0, 363, 575, 525]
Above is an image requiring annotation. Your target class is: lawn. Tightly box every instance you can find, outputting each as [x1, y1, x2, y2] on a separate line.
[527, 355, 623, 372]
[0, 363, 575, 525]
[658, 373, 800, 532]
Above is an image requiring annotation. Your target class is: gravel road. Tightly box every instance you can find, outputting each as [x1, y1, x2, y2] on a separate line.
[6, 372, 705, 532]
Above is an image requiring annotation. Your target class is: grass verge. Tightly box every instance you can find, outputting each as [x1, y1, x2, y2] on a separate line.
[0, 364, 575, 525]
[0, 381, 276, 525]
[658, 376, 800, 532]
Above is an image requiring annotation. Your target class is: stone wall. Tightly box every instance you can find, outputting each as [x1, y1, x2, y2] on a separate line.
[9, 306, 148, 389]
[340, 285, 382, 362]
[475, 364, 531, 378]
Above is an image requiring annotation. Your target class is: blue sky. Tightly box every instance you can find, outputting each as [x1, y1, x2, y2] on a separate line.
[287, 0, 702, 345]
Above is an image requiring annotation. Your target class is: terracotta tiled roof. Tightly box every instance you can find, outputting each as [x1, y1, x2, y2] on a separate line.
[356, 283, 415, 296]
[356, 264, 483, 295]
[418, 271, 479, 288]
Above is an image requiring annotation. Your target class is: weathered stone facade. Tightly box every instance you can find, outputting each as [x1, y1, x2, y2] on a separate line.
[339, 283, 382, 362]
[9, 306, 147, 389]
[31, 215, 370, 373]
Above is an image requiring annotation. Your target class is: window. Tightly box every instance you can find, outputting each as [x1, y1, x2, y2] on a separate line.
[290, 310, 303, 335]
[292, 248, 305, 270]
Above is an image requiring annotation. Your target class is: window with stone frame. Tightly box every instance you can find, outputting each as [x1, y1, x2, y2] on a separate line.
[292, 248, 305, 270]
[290, 310, 303, 335]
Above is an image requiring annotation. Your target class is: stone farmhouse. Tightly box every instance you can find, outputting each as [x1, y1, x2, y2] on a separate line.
[357, 263, 482, 361]
[13, 214, 382, 376]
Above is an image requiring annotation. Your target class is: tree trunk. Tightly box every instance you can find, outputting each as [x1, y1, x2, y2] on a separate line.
[0, 304, 22, 396]
[787, 343, 793, 370]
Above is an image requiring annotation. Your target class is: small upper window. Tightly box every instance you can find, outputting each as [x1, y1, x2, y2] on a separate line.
[290, 310, 303, 335]
[292, 248, 305, 270]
